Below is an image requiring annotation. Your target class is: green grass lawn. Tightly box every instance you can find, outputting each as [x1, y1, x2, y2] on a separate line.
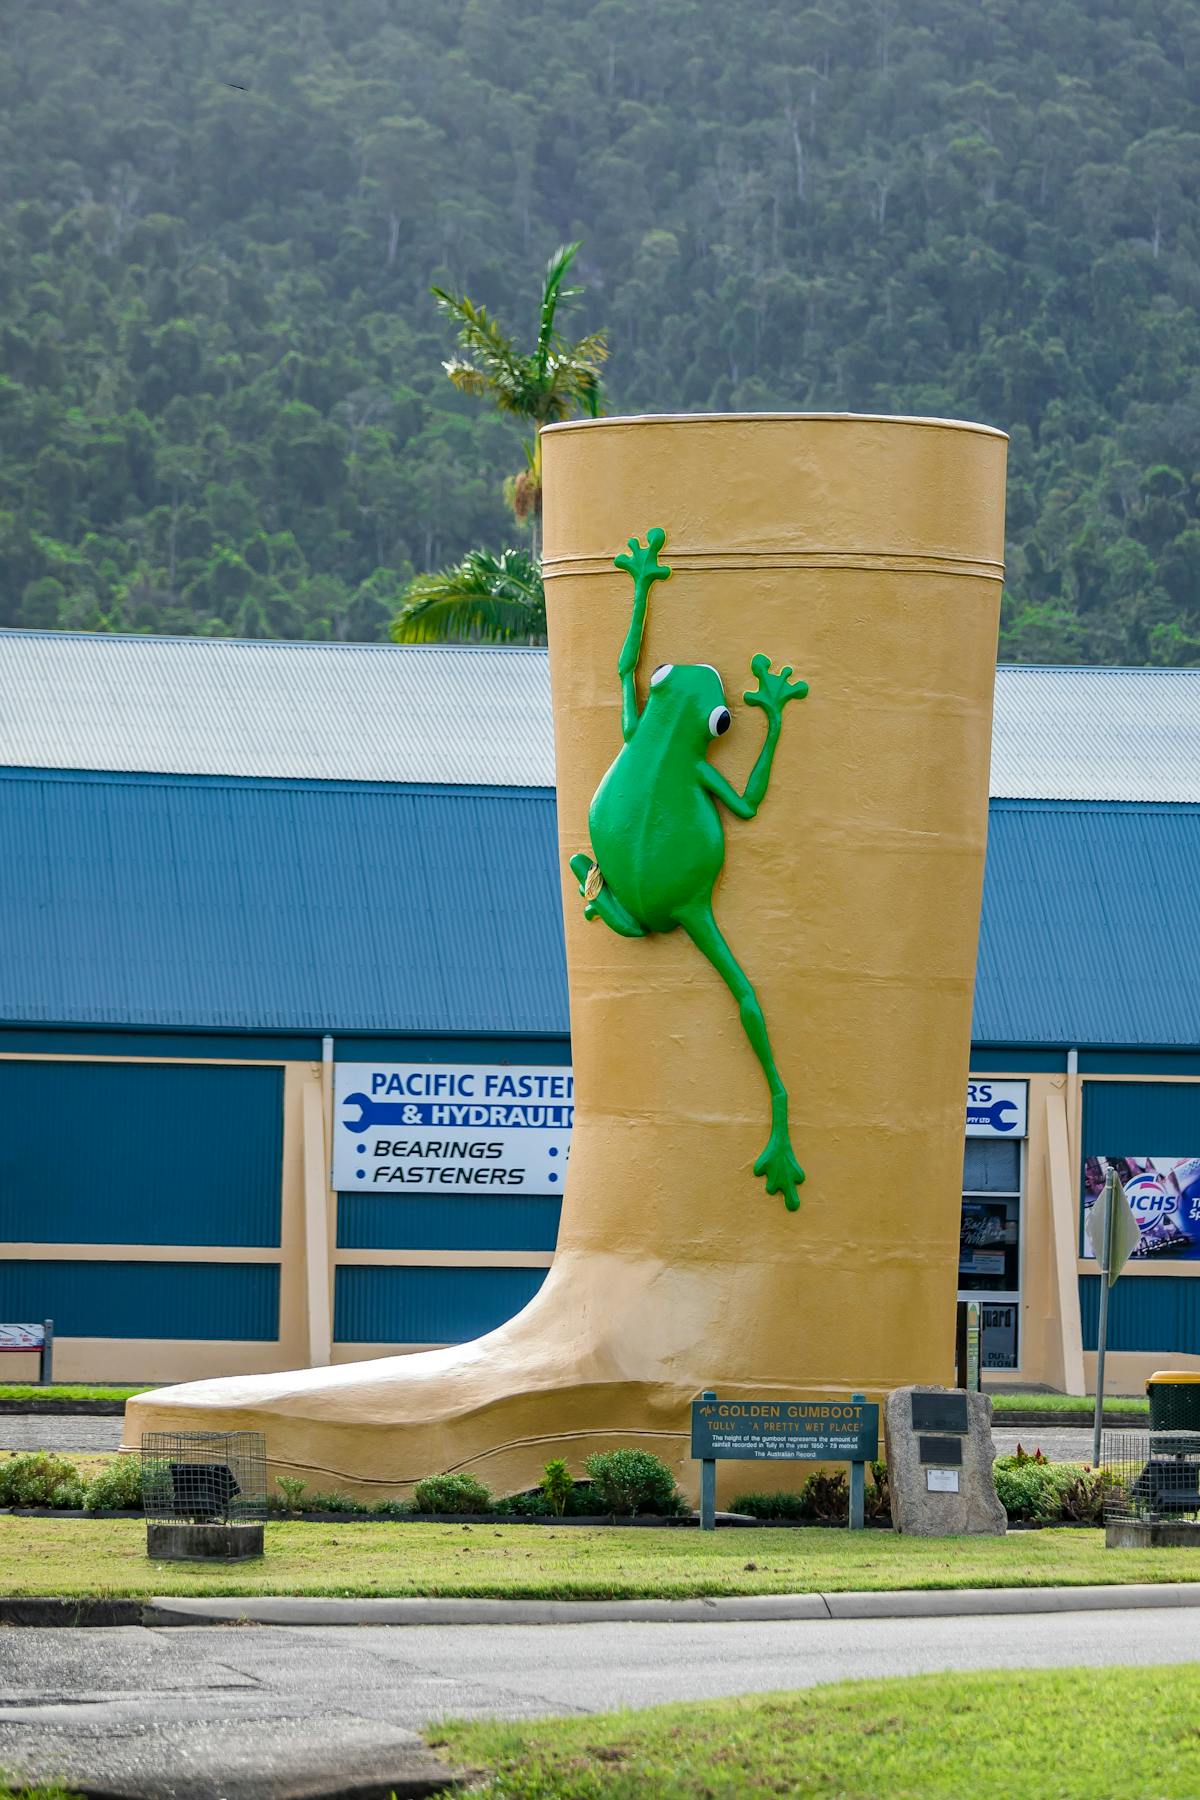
[432, 1665, 1200, 1798]
[989, 1392, 1147, 1415]
[0, 1384, 150, 1403]
[0, 1782, 79, 1800]
[4, 1516, 1200, 1599]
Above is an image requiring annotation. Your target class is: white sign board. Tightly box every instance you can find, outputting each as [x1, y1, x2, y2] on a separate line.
[333, 1063, 573, 1194]
[926, 1467, 960, 1493]
[0, 1323, 45, 1351]
[966, 1080, 1027, 1138]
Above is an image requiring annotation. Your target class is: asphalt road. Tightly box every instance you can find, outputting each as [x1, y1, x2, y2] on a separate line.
[1, 1415, 1125, 1461]
[3, 1608, 1199, 1798]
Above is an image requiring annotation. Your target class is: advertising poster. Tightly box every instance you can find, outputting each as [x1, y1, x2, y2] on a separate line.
[1083, 1156, 1200, 1261]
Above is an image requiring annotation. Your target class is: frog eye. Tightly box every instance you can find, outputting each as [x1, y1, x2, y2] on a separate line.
[708, 705, 731, 737]
[650, 663, 673, 688]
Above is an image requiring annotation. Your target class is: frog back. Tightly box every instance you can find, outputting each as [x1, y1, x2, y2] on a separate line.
[588, 731, 726, 932]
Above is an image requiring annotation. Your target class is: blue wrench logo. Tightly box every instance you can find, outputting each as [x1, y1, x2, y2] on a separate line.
[340, 1093, 416, 1132]
[967, 1098, 1019, 1133]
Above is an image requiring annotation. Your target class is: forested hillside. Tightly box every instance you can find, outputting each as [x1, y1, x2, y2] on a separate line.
[3, 0, 1200, 660]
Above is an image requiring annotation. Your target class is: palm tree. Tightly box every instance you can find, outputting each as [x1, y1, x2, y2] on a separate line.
[390, 546, 545, 645]
[432, 241, 607, 560]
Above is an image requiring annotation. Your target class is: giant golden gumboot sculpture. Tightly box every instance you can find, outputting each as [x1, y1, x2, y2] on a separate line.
[126, 414, 1007, 1505]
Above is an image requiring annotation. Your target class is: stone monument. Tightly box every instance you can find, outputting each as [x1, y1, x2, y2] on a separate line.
[886, 1385, 1007, 1535]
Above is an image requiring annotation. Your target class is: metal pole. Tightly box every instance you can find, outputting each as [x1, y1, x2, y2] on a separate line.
[1092, 1168, 1115, 1469]
[41, 1319, 53, 1386]
[848, 1392, 866, 1530]
[1092, 1271, 1109, 1470]
[699, 1389, 716, 1531]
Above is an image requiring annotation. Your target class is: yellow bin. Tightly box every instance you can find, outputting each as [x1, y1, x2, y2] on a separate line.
[127, 412, 1006, 1505]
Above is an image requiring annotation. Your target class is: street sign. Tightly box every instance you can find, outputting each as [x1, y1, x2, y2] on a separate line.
[1086, 1170, 1141, 1285]
[690, 1397, 878, 1463]
[1088, 1167, 1140, 1465]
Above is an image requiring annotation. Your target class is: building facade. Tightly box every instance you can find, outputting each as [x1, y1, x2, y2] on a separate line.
[2, 633, 1198, 1393]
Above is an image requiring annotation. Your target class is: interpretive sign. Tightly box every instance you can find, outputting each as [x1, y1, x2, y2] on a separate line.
[0, 1324, 45, 1351]
[692, 1391, 879, 1533]
[0, 1320, 52, 1383]
[333, 1063, 573, 1194]
[691, 1396, 878, 1463]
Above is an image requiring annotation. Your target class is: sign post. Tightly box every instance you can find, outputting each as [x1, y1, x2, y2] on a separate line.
[1085, 1168, 1140, 1467]
[691, 1393, 879, 1532]
[699, 1390, 717, 1531]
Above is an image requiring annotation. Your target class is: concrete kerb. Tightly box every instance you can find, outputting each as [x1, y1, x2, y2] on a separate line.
[8, 1583, 1200, 1628]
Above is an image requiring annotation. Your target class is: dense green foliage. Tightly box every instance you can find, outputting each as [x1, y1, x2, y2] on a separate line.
[3, 0, 1200, 660]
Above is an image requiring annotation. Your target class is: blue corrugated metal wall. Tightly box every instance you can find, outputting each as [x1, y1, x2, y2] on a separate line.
[0, 1261, 279, 1339]
[337, 1194, 561, 1251]
[1079, 1275, 1200, 1355]
[5, 769, 1200, 1055]
[1082, 1081, 1200, 1154]
[0, 768, 567, 1034]
[0, 1061, 282, 1246]
[334, 1265, 547, 1343]
[974, 801, 1200, 1047]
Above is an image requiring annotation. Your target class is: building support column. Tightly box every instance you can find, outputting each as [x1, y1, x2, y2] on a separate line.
[1045, 1080, 1086, 1395]
[302, 1074, 333, 1367]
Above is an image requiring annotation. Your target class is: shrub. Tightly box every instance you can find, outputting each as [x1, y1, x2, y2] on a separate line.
[800, 1469, 848, 1521]
[993, 1445, 1091, 1525]
[582, 1449, 685, 1516]
[0, 1452, 84, 1508]
[83, 1458, 144, 1512]
[275, 1476, 307, 1512]
[540, 1457, 574, 1517]
[729, 1490, 808, 1520]
[411, 1472, 494, 1515]
[493, 1488, 551, 1517]
[306, 1490, 370, 1514]
[1056, 1466, 1111, 1524]
[865, 1459, 890, 1520]
[370, 1498, 412, 1519]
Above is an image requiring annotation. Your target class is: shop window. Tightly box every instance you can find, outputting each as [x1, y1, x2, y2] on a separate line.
[960, 1137, 1022, 1370]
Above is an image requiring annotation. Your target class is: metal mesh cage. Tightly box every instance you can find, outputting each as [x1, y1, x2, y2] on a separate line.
[1102, 1429, 1200, 1524]
[139, 1431, 267, 1525]
[1148, 1381, 1200, 1433]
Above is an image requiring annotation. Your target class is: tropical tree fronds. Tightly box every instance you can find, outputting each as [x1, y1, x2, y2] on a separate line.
[536, 241, 584, 371]
[389, 547, 546, 645]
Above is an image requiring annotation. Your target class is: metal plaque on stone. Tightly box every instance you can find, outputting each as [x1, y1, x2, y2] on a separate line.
[918, 1435, 964, 1466]
[910, 1392, 969, 1434]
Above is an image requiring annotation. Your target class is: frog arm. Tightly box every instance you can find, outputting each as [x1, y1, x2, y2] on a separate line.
[701, 655, 808, 819]
[698, 719, 780, 821]
[613, 528, 671, 742]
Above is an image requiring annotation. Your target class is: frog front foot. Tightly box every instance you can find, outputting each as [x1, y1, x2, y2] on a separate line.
[568, 853, 646, 939]
[754, 1126, 806, 1213]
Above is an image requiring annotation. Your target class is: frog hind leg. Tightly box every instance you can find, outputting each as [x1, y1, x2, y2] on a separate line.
[568, 853, 647, 939]
[676, 899, 804, 1212]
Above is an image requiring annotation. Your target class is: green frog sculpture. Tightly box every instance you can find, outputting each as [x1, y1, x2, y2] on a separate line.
[570, 527, 809, 1212]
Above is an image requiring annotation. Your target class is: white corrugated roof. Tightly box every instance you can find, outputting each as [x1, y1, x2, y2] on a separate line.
[0, 631, 555, 788]
[0, 632, 1195, 801]
[990, 665, 1200, 803]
